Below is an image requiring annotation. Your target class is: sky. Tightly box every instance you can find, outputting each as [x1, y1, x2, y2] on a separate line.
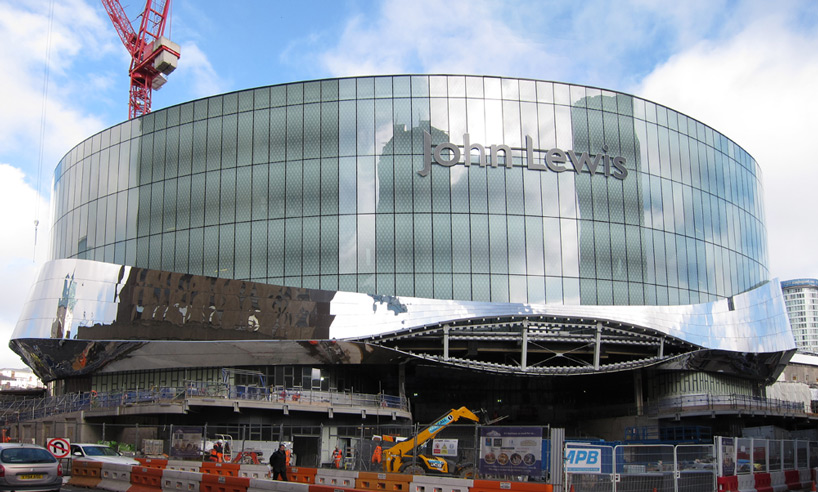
[0, 0, 816, 369]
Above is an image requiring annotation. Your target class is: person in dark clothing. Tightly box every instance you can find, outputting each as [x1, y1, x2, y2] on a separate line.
[270, 443, 288, 481]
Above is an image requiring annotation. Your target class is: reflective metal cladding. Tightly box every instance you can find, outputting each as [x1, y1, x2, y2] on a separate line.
[14, 75, 788, 382]
[12, 258, 794, 381]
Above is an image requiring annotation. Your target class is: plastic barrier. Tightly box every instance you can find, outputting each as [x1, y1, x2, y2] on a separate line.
[470, 480, 551, 492]
[799, 469, 811, 490]
[736, 473, 755, 492]
[770, 471, 789, 492]
[200, 472, 250, 492]
[288, 467, 318, 484]
[410, 476, 473, 492]
[202, 463, 244, 477]
[138, 458, 169, 470]
[717, 475, 738, 492]
[309, 485, 362, 492]
[238, 464, 271, 480]
[70, 460, 104, 488]
[162, 469, 203, 492]
[130, 466, 165, 492]
[248, 477, 310, 492]
[784, 470, 803, 490]
[167, 460, 203, 472]
[356, 471, 412, 492]
[315, 469, 358, 488]
[754, 472, 774, 492]
[99, 462, 137, 492]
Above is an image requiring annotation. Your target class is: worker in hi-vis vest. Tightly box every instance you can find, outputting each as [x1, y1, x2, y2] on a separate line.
[332, 447, 343, 468]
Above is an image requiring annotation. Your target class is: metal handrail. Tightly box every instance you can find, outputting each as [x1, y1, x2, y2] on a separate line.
[0, 383, 408, 424]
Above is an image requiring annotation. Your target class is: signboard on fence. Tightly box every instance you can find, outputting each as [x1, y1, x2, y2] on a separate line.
[564, 444, 603, 474]
[170, 426, 203, 459]
[432, 439, 458, 457]
[479, 427, 542, 476]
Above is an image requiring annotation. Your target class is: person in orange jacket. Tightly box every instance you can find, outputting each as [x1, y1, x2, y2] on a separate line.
[332, 447, 343, 469]
[371, 444, 382, 467]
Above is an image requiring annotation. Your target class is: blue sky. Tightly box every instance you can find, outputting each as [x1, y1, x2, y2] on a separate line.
[0, 0, 817, 368]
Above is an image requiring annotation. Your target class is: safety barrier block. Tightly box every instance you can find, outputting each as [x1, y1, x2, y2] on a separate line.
[798, 469, 811, 490]
[315, 469, 359, 488]
[162, 469, 202, 492]
[167, 461, 203, 472]
[138, 459, 169, 470]
[249, 477, 310, 492]
[470, 480, 551, 492]
[754, 472, 774, 492]
[202, 463, 243, 477]
[736, 473, 756, 492]
[288, 467, 318, 484]
[199, 471, 251, 492]
[355, 471, 412, 492]
[410, 476, 473, 492]
[784, 470, 803, 490]
[309, 485, 363, 492]
[770, 471, 789, 492]
[130, 466, 165, 492]
[99, 462, 136, 492]
[717, 475, 738, 492]
[70, 459, 104, 488]
[238, 465, 271, 480]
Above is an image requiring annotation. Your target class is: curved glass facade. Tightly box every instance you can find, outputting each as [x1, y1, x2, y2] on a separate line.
[50, 75, 768, 306]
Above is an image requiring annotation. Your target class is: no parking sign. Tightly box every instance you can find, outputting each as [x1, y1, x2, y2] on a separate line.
[46, 438, 71, 458]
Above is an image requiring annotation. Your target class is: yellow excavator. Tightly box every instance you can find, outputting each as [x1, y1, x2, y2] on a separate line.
[382, 406, 480, 477]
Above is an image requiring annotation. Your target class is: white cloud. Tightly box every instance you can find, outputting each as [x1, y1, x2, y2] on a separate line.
[634, 10, 818, 281]
[173, 42, 232, 99]
[0, 0, 112, 175]
[318, 0, 557, 78]
[0, 164, 51, 369]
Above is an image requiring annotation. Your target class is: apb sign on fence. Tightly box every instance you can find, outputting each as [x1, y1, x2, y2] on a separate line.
[564, 445, 603, 473]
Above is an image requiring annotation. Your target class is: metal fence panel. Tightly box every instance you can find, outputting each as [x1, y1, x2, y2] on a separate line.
[675, 444, 716, 492]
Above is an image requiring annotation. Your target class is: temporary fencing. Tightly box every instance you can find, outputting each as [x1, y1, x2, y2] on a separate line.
[564, 443, 716, 492]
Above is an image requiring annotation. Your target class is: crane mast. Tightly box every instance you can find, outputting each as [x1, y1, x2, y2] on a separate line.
[101, 0, 180, 119]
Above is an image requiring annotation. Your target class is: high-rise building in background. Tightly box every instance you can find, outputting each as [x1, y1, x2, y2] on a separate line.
[782, 279, 818, 353]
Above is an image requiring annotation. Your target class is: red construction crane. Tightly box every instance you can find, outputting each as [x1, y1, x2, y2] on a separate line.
[101, 0, 181, 119]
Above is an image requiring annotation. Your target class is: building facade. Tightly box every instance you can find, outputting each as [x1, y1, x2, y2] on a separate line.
[10, 76, 797, 439]
[783, 279, 818, 353]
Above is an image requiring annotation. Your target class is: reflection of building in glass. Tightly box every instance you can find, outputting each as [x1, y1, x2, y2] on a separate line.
[782, 279, 818, 353]
[11, 76, 801, 439]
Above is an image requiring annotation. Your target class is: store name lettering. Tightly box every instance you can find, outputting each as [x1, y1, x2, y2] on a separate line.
[418, 131, 628, 180]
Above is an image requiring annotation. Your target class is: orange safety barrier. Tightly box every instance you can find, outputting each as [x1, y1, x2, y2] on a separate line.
[471, 480, 552, 492]
[136, 458, 168, 469]
[716, 475, 738, 491]
[69, 459, 103, 488]
[355, 471, 412, 492]
[201, 462, 243, 477]
[753, 472, 773, 492]
[784, 470, 803, 490]
[288, 467, 318, 484]
[200, 472, 251, 492]
[130, 466, 164, 492]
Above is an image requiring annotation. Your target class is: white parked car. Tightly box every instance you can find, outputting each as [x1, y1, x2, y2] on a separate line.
[70, 444, 139, 466]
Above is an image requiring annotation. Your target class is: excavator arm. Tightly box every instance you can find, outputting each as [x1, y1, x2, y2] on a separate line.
[383, 406, 479, 473]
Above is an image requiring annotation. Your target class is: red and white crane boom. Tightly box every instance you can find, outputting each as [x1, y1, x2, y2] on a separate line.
[101, 0, 180, 119]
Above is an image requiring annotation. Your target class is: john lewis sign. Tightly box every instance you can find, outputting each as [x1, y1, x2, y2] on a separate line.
[418, 130, 628, 180]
